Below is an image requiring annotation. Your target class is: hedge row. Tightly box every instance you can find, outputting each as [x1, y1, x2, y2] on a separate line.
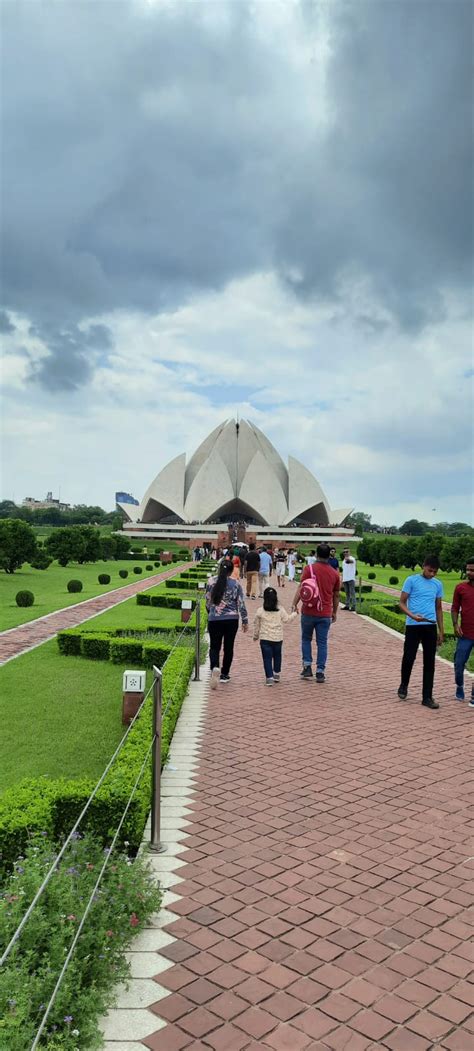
[362, 603, 455, 640]
[0, 649, 195, 875]
[57, 627, 194, 665]
[166, 579, 204, 590]
[137, 592, 197, 608]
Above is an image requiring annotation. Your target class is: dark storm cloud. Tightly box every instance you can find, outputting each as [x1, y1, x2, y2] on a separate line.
[1, 0, 471, 388]
[27, 324, 113, 392]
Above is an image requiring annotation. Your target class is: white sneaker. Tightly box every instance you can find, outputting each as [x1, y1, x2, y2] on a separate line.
[273, 673, 280, 682]
[266, 678, 274, 686]
[210, 668, 220, 690]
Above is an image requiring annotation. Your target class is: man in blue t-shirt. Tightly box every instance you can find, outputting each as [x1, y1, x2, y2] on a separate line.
[258, 547, 273, 597]
[398, 555, 444, 709]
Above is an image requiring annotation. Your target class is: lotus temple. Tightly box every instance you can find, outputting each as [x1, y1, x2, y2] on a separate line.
[119, 419, 355, 549]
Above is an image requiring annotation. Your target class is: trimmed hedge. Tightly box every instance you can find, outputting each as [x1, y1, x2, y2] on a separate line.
[364, 605, 406, 633]
[15, 591, 34, 608]
[133, 566, 143, 574]
[110, 638, 144, 664]
[119, 569, 129, 579]
[0, 648, 195, 875]
[389, 576, 399, 585]
[67, 579, 83, 593]
[98, 573, 111, 584]
[82, 634, 111, 660]
[146, 564, 153, 571]
[368, 572, 376, 580]
[137, 593, 196, 610]
[166, 579, 199, 590]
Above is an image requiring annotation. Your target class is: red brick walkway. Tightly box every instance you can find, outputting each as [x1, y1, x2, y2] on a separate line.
[145, 585, 473, 1050]
[0, 563, 191, 665]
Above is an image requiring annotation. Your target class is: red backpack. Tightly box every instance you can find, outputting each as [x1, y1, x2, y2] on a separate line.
[300, 563, 323, 613]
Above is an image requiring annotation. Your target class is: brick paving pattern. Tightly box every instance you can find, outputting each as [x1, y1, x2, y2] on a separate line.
[144, 582, 473, 1050]
[0, 563, 191, 665]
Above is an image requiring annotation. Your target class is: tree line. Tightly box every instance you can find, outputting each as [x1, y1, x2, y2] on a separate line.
[357, 534, 473, 573]
[348, 511, 472, 536]
[0, 500, 122, 528]
[0, 521, 130, 573]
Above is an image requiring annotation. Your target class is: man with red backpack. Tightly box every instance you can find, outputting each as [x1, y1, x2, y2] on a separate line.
[292, 543, 340, 683]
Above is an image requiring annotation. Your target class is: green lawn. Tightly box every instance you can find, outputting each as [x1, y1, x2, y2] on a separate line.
[0, 559, 177, 631]
[84, 596, 196, 631]
[0, 640, 146, 794]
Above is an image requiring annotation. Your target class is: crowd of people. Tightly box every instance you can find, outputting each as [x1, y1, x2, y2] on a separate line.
[204, 544, 474, 708]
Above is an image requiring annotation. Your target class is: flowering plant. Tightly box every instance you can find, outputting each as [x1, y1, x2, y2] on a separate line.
[0, 833, 161, 1049]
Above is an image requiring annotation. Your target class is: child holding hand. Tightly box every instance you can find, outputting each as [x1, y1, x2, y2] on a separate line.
[253, 587, 298, 685]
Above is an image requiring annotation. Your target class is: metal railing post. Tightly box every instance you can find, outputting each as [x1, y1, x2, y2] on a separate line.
[150, 666, 165, 853]
[358, 574, 362, 609]
[194, 600, 201, 681]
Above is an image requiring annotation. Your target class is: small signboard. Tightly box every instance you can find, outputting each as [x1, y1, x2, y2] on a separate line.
[181, 599, 193, 610]
[197, 581, 206, 590]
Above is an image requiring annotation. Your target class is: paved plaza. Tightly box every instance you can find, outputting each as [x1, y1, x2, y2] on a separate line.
[106, 581, 474, 1051]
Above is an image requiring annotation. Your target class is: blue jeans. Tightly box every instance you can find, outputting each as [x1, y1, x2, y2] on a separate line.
[260, 640, 282, 679]
[301, 615, 332, 672]
[454, 637, 474, 688]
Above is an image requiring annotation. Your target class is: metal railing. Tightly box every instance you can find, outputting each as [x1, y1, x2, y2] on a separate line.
[1, 593, 205, 1049]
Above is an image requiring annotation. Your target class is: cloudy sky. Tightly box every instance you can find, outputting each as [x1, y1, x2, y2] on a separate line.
[1, 0, 472, 525]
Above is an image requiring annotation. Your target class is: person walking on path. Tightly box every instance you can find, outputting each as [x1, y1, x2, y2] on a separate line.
[244, 543, 260, 599]
[258, 546, 273, 597]
[253, 587, 298, 685]
[451, 557, 474, 704]
[206, 559, 248, 689]
[275, 550, 286, 588]
[287, 549, 297, 582]
[398, 555, 444, 710]
[292, 543, 340, 683]
[342, 548, 357, 610]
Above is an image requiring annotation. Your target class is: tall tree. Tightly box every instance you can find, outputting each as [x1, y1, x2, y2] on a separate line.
[0, 519, 38, 573]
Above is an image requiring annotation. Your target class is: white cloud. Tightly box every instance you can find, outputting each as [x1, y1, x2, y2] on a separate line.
[1, 270, 472, 522]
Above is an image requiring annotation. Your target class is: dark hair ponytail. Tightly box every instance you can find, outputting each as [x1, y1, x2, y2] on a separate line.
[263, 587, 278, 612]
[211, 560, 233, 605]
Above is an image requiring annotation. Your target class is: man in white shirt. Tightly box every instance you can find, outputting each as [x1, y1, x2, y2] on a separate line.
[342, 549, 357, 611]
[306, 551, 316, 566]
[287, 550, 297, 582]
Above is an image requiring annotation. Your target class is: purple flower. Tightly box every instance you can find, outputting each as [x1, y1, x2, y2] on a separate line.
[64, 1015, 73, 1023]
[16, 866, 24, 873]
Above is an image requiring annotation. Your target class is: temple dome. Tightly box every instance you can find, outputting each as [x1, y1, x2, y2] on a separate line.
[119, 419, 352, 527]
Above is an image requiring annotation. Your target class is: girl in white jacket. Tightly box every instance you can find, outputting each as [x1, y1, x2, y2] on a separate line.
[253, 587, 298, 685]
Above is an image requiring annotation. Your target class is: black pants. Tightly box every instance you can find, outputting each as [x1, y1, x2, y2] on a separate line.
[208, 619, 239, 676]
[400, 624, 437, 700]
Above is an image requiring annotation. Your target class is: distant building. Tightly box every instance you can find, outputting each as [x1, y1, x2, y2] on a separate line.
[115, 491, 139, 510]
[22, 491, 70, 512]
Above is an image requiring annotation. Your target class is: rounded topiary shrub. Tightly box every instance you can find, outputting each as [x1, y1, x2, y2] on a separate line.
[154, 561, 160, 567]
[133, 566, 142, 574]
[67, 579, 83, 593]
[389, 576, 399, 585]
[98, 573, 111, 584]
[15, 590, 34, 607]
[368, 572, 376, 580]
[146, 564, 153, 571]
[119, 569, 128, 579]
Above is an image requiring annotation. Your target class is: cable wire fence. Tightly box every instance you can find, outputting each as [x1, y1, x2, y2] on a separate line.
[1, 592, 207, 1049]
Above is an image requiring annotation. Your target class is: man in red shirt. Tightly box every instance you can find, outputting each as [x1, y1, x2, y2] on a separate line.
[451, 558, 474, 704]
[292, 543, 340, 683]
